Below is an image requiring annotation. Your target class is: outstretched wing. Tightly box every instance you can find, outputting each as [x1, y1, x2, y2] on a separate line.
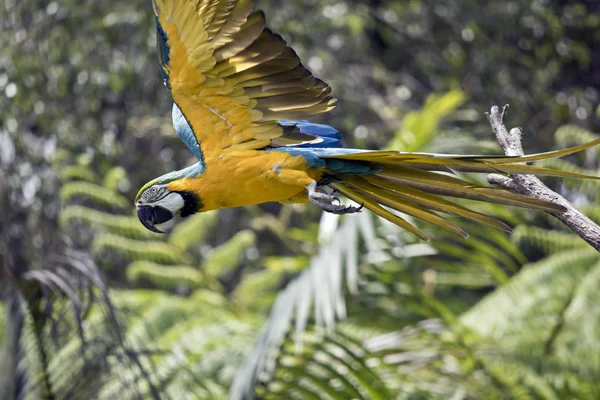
[153, 0, 337, 161]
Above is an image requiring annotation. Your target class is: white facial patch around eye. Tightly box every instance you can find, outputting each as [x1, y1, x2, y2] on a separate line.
[156, 192, 185, 213]
[140, 185, 167, 204]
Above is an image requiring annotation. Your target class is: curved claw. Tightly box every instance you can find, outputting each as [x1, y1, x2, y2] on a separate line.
[308, 190, 363, 215]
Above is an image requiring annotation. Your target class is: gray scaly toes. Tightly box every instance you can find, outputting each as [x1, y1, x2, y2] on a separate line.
[308, 189, 363, 214]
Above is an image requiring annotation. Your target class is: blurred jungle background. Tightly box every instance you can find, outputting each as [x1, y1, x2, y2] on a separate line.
[2, 0, 600, 399]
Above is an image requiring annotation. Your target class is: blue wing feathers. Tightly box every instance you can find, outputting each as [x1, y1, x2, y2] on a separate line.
[279, 120, 342, 148]
[271, 147, 326, 168]
[324, 159, 380, 174]
[172, 103, 205, 164]
[273, 121, 380, 176]
[170, 109, 376, 177]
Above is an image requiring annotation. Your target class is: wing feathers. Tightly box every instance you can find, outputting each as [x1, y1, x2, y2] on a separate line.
[364, 175, 512, 232]
[257, 101, 337, 121]
[236, 65, 310, 87]
[213, 12, 265, 62]
[344, 176, 469, 238]
[254, 88, 331, 111]
[212, 0, 253, 46]
[376, 166, 565, 211]
[154, 0, 338, 157]
[221, 30, 288, 74]
[331, 184, 429, 240]
[245, 76, 319, 98]
[329, 162, 568, 239]
[322, 143, 600, 180]
[204, 0, 237, 38]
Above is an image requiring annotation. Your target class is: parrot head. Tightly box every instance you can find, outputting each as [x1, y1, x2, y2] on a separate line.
[135, 180, 200, 233]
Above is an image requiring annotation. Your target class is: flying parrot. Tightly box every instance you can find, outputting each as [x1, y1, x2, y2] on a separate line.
[136, 0, 600, 240]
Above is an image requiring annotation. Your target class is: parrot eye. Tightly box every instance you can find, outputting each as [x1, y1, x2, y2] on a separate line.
[140, 185, 167, 202]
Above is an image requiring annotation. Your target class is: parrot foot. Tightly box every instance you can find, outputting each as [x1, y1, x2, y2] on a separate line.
[306, 181, 363, 215]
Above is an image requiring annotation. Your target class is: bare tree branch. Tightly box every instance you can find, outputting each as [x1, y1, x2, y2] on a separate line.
[486, 105, 600, 251]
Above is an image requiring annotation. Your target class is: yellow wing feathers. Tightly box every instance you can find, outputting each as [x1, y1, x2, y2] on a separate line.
[324, 139, 600, 240]
[153, 0, 336, 158]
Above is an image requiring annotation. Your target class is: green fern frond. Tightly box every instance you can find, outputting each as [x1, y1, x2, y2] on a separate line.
[263, 256, 310, 272]
[202, 230, 256, 277]
[231, 212, 382, 399]
[232, 256, 310, 310]
[545, 260, 600, 376]
[155, 320, 255, 397]
[539, 158, 599, 177]
[554, 125, 599, 149]
[512, 226, 588, 253]
[433, 240, 511, 285]
[424, 267, 498, 288]
[126, 261, 204, 291]
[0, 303, 4, 346]
[461, 247, 599, 355]
[60, 205, 159, 239]
[259, 329, 394, 400]
[232, 268, 289, 311]
[60, 165, 99, 182]
[361, 321, 568, 399]
[109, 289, 165, 315]
[427, 211, 527, 270]
[119, 291, 208, 348]
[542, 370, 600, 399]
[19, 301, 54, 399]
[60, 182, 129, 210]
[387, 90, 467, 152]
[92, 233, 190, 264]
[539, 158, 600, 198]
[480, 359, 560, 400]
[103, 166, 128, 192]
[96, 289, 252, 400]
[426, 222, 526, 284]
[169, 211, 219, 251]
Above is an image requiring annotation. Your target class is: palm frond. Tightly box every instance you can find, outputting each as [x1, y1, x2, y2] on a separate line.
[461, 247, 600, 361]
[230, 210, 382, 399]
[512, 226, 588, 254]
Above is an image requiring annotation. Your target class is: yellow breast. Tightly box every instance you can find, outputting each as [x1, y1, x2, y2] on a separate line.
[168, 150, 323, 211]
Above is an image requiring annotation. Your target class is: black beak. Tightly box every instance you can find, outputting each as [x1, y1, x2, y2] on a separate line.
[137, 205, 166, 233]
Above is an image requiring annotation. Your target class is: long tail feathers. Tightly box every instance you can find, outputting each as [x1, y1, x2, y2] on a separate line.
[327, 138, 600, 240]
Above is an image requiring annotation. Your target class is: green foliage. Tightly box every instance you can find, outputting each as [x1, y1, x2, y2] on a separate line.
[14, 120, 600, 399]
[103, 166, 128, 192]
[232, 122, 600, 399]
[258, 327, 394, 400]
[60, 205, 157, 239]
[126, 261, 203, 290]
[3, 0, 600, 398]
[59, 165, 99, 182]
[92, 233, 191, 265]
[0, 304, 4, 346]
[232, 267, 289, 311]
[14, 289, 257, 400]
[387, 90, 468, 152]
[60, 182, 130, 209]
[554, 125, 600, 149]
[169, 211, 219, 251]
[512, 226, 588, 253]
[203, 230, 256, 277]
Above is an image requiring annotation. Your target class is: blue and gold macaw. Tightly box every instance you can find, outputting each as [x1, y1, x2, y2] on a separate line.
[136, 0, 600, 240]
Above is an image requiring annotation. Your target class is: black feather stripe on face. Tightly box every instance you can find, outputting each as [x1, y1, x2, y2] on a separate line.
[176, 191, 202, 217]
